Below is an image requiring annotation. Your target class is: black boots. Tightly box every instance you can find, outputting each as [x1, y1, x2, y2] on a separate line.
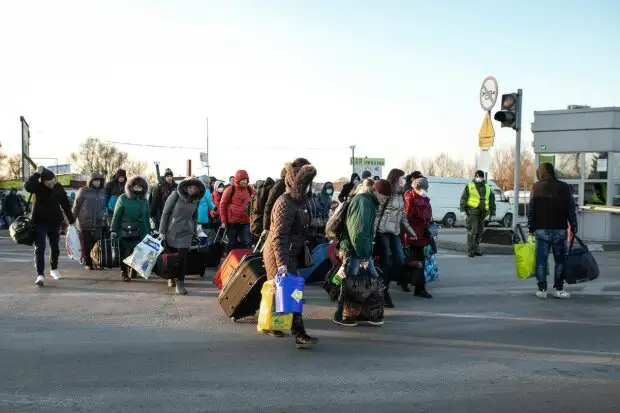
[292, 314, 318, 349]
[175, 279, 187, 295]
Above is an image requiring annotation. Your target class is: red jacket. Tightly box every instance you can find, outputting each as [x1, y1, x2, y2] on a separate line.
[219, 170, 253, 224]
[403, 189, 432, 247]
[211, 190, 222, 219]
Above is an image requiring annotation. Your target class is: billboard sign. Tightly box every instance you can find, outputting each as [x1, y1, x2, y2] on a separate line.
[349, 157, 385, 179]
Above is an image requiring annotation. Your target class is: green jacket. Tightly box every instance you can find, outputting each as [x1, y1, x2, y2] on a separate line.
[459, 181, 496, 216]
[110, 179, 150, 248]
[340, 191, 378, 259]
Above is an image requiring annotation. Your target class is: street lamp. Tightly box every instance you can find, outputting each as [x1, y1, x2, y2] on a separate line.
[349, 145, 356, 175]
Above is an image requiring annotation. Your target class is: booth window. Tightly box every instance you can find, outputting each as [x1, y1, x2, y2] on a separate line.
[584, 183, 607, 206]
[539, 153, 581, 179]
[568, 183, 579, 205]
[612, 153, 620, 180]
[585, 152, 608, 180]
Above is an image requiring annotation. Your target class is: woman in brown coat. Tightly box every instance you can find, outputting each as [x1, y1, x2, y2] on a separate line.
[262, 158, 318, 349]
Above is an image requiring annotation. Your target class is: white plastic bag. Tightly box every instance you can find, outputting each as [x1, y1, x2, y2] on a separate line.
[123, 234, 164, 280]
[66, 225, 83, 263]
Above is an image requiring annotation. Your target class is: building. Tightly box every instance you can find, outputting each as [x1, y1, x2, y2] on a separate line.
[531, 106, 620, 241]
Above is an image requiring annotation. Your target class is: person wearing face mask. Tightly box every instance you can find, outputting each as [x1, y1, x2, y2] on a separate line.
[403, 176, 433, 298]
[159, 177, 206, 294]
[149, 168, 178, 230]
[24, 167, 75, 286]
[306, 181, 333, 246]
[460, 170, 496, 257]
[210, 180, 225, 228]
[375, 169, 417, 303]
[110, 176, 150, 282]
[338, 173, 361, 203]
[104, 169, 127, 220]
[72, 173, 107, 270]
[219, 170, 254, 251]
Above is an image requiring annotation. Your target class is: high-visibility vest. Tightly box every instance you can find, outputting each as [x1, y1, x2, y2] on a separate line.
[467, 182, 490, 209]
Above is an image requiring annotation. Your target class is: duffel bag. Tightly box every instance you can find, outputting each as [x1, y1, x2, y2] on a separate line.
[564, 235, 600, 284]
[9, 216, 35, 246]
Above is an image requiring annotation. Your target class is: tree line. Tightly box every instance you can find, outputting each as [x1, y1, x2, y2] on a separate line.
[0, 138, 153, 182]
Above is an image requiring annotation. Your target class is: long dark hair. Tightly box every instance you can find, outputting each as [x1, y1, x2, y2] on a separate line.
[386, 168, 405, 192]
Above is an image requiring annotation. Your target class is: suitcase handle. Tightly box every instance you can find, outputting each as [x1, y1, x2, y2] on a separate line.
[253, 233, 267, 254]
[214, 227, 226, 243]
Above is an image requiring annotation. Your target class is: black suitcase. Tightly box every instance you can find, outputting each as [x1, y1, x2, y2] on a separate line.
[186, 244, 210, 276]
[205, 228, 226, 268]
[91, 238, 120, 269]
[218, 253, 266, 321]
[564, 236, 600, 284]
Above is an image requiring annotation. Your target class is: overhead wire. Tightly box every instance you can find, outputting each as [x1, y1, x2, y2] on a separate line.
[101, 140, 347, 151]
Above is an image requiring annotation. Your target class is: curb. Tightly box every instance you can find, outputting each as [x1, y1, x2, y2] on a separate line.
[436, 240, 609, 255]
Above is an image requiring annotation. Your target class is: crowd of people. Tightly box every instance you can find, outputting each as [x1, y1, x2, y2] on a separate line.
[11, 158, 577, 347]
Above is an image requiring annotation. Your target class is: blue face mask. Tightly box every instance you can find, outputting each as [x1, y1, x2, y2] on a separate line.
[326, 189, 333, 195]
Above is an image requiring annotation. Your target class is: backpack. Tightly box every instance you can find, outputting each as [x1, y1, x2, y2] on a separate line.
[325, 199, 351, 241]
[249, 179, 275, 234]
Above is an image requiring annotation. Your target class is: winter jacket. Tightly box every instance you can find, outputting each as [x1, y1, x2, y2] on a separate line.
[528, 163, 577, 232]
[110, 176, 150, 249]
[459, 180, 496, 216]
[403, 189, 432, 247]
[375, 189, 416, 236]
[197, 187, 216, 224]
[159, 177, 205, 249]
[220, 170, 253, 225]
[104, 169, 127, 212]
[307, 182, 333, 221]
[149, 179, 178, 226]
[1, 190, 22, 217]
[72, 173, 106, 231]
[339, 191, 378, 259]
[210, 180, 224, 219]
[24, 171, 74, 227]
[250, 177, 275, 235]
[263, 163, 316, 280]
[338, 173, 361, 203]
[263, 178, 286, 231]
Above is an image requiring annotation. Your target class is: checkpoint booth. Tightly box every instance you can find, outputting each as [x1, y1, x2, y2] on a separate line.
[531, 105, 620, 242]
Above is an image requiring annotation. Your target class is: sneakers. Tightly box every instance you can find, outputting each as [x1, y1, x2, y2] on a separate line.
[551, 289, 571, 299]
[333, 312, 358, 327]
[35, 275, 45, 287]
[536, 290, 548, 299]
[365, 318, 385, 326]
[49, 270, 62, 280]
[294, 333, 319, 349]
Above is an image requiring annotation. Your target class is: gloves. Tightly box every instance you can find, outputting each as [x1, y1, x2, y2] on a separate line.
[221, 223, 227, 230]
[460, 211, 467, 220]
[277, 265, 288, 275]
[110, 232, 117, 239]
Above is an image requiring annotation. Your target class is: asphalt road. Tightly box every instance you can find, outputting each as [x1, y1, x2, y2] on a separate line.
[1, 231, 620, 412]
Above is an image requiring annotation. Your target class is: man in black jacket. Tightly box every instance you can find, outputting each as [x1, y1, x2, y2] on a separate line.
[528, 163, 577, 299]
[1, 188, 23, 225]
[24, 167, 75, 287]
[149, 168, 178, 229]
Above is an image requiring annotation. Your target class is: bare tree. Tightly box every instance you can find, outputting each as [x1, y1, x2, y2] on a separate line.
[490, 146, 535, 190]
[333, 177, 349, 192]
[402, 156, 420, 174]
[70, 137, 131, 177]
[4, 154, 22, 180]
[419, 153, 466, 177]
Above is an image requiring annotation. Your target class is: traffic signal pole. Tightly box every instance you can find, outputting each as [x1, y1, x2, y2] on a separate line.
[512, 89, 523, 230]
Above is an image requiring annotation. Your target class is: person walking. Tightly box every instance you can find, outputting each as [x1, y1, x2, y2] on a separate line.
[159, 177, 205, 295]
[338, 173, 361, 203]
[104, 169, 127, 220]
[72, 173, 106, 270]
[110, 176, 150, 282]
[149, 168, 178, 230]
[460, 170, 496, 257]
[403, 176, 433, 298]
[219, 170, 254, 251]
[262, 158, 319, 349]
[528, 163, 577, 299]
[1, 188, 23, 226]
[24, 167, 75, 286]
[197, 175, 217, 231]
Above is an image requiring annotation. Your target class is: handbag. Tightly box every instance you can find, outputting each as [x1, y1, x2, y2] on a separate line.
[120, 205, 142, 239]
[297, 208, 314, 268]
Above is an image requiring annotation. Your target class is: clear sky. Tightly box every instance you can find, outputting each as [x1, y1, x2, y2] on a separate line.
[0, 0, 618, 181]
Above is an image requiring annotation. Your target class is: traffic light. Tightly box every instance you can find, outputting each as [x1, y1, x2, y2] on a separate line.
[494, 93, 519, 130]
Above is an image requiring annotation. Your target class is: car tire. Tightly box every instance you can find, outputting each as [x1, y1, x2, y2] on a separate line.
[502, 213, 513, 228]
[443, 213, 456, 228]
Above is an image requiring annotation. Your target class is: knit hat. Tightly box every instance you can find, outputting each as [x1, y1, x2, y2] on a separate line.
[199, 175, 210, 184]
[475, 170, 485, 178]
[164, 168, 174, 177]
[373, 179, 392, 197]
[40, 168, 56, 182]
[116, 169, 127, 178]
[413, 177, 429, 191]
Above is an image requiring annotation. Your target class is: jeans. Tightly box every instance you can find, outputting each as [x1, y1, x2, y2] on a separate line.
[376, 232, 405, 284]
[226, 223, 252, 252]
[34, 224, 61, 276]
[535, 229, 567, 291]
[337, 257, 379, 312]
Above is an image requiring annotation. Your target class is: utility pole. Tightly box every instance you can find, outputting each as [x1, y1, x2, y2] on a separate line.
[205, 117, 210, 177]
[349, 145, 356, 175]
[511, 89, 523, 230]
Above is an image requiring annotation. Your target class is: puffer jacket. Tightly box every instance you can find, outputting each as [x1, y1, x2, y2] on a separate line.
[210, 180, 224, 219]
[219, 170, 253, 225]
[159, 177, 205, 249]
[110, 176, 150, 249]
[72, 173, 106, 231]
[263, 162, 317, 280]
[104, 169, 127, 212]
[375, 189, 416, 236]
[403, 189, 432, 247]
[197, 187, 216, 224]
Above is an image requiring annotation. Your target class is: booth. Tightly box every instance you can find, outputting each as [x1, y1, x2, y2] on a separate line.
[532, 105, 620, 242]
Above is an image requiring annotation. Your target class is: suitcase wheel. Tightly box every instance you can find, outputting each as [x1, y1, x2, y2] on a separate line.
[230, 317, 237, 323]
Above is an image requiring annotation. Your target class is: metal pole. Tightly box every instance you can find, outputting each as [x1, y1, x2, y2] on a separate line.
[512, 89, 523, 230]
[350, 145, 356, 175]
[206, 117, 210, 177]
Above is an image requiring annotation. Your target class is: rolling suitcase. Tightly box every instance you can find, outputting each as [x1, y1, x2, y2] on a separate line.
[186, 239, 210, 277]
[213, 235, 265, 290]
[218, 252, 266, 321]
[153, 252, 184, 279]
[91, 238, 120, 269]
[205, 227, 226, 268]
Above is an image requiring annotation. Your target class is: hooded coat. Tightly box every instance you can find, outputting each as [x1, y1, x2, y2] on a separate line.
[306, 182, 333, 221]
[110, 176, 150, 249]
[159, 177, 205, 248]
[403, 189, 432, 247]
[339, 189, 378, 259]
[338, 173, 360, 203]
[72, 173, 106, 231]
[210, 180, 225, 220]
[24, 169, 74, 227]
[2, 189, 22, 217]
[528, 163, 577, 232]
[250, 177, 276, 235]
[263, 162, 316, 280]
[104, 169, 127, 212]
[376, 187, 416, 236]
[219, 170, 254, 225]
[149, 178, 178, 225]
[263, 167, 287, 232]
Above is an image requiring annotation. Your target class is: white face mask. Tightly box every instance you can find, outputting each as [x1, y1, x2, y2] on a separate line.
[417, 189, 428, 197]
[353, 179, 360, 185]
[475, 177, 483, 183]
[217, 187, 224, 193]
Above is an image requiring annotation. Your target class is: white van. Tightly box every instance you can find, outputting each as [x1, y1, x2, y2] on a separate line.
[425, 177, 513, 228]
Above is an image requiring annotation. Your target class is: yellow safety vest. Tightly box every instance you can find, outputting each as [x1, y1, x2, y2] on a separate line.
[467, 182, 490, 209]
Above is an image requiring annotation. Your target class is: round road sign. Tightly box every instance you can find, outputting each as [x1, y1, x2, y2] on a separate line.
[479, 76, 498, 112]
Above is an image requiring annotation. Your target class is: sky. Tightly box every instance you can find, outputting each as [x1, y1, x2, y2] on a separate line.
[0, 0, 619, 182]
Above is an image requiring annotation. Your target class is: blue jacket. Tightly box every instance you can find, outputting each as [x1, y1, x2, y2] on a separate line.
[197, 187, 216, 224]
